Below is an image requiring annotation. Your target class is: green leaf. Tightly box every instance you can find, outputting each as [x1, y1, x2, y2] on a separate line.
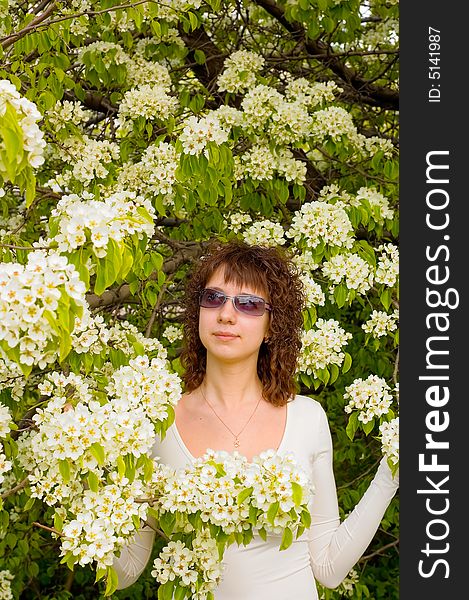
[87, 471, 100, 493]
[117, 455, 126, 479]
[300, 508, 311, 529]
[159, 511, 176, 537]
[362, 418, 375, 436]
[105, 566, 119, 596]
[346, 411, 359, 441]
[279, 526, 293, 550]
[59, 459, 70, 483]
[89, 442, 105, 466]
[291, 481, 303, 506]
[237, 487, 253, 505]
[342, 352, 352, 373]
[266, 501, 279, 525]
[54, 512, 63, 532]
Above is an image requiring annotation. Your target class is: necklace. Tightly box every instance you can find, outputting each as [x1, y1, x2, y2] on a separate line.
[200, 384, 262, 449]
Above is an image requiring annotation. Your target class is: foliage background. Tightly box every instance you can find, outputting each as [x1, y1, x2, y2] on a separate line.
[0, 0, 399, 598]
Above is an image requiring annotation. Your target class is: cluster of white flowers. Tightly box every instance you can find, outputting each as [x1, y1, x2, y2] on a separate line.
[242, 220, 286, 247]
[362, 135, 395, 158]
[17, 355, 181, 567]
[299, 273, 325, 307]
[239, 144, 276, 181]
[322, 253, 374, 295]
[0, 251, 88, 369]
[217, 50, 265, 93]
[375, 244, 399, 287]
[292, 251, 320, 273]
[269, 101, 312, 146]
[162, 324, 183, 343]
[151, 532, 222, 599]
[0, 79, 46, 170]
[353, 187, 395, 222]
[362, 17, 399, 51]
[60, 477, 150, 568]
[0, 570, 13, 600]
[116, 142, 179, 199]
[76, 40, 129, 69]
[116, 84, 178, 134]
[0, 356, 25, 401]
[47, 190, 155, 258]
[0, 198, 23, 237]
[0, 403, 12, 486]
[362, 309, 399, 338]
[47, 135, 120, 189]
[287, 201, 354, 250]
[106, 355, 181, 424]
[147, 0, 203, 23]
[285, 79, 341, 108]
[77, 40, 173, 88]
[343, 375, 393, 424]
[241, 85, 283, 131]
[213, 105, 244, 129]
[311, 106, 359, 143]
[71, 314, 166, 358]
[45, 100, 92, 132]
[151, 449, 312, 598]
[379, 417, 399, 465]
[241, 85, 312, 144]
[298, 319, 352, 376]
[179, 114, 229, 155]
[156, 449, 312, 535]
[0, 403, 11, 437]
[223, 211, 252, 234]
[70, 312, 111, 355]
[237, 145, 306, 183]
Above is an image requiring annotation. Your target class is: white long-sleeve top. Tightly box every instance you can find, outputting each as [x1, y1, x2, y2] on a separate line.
[112, 395, 399, 598]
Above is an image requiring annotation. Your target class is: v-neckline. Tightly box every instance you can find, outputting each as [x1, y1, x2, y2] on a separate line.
[172, 400, 291, 463]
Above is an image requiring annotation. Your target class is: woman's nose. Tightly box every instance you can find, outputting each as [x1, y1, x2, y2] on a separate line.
[217, 297, 237, 321]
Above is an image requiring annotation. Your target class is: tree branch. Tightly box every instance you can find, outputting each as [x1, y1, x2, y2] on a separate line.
[253, 0, 399, 110]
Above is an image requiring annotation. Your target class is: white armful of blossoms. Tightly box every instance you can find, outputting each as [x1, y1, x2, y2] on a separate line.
[148, 449, 313, 600]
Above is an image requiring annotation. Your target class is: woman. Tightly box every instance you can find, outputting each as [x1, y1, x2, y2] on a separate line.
[112, 239, 399, 599]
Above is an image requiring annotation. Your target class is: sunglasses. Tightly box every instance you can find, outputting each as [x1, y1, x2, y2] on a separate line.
[199, 288, 272, 316]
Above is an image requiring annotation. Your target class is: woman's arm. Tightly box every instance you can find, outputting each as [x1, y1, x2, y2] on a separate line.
[111, 523, 156, 590]
[308, 407, 399, 589]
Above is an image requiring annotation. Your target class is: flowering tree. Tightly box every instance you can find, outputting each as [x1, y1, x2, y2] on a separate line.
[0, 0, 399, 598]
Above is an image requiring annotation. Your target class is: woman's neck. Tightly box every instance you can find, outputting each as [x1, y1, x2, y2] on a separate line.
[203, 359, 263, 409]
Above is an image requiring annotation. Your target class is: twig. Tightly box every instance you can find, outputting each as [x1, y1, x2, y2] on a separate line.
[32, 521, 63, 536]
[360, 539, 399, 561]
[0, 477, 29, 500]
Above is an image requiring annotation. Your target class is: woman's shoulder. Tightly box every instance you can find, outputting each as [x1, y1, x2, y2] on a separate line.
[288, 394, 328, 422]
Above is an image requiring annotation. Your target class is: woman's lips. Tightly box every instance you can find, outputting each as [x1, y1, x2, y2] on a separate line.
[213, 331, 238, 340]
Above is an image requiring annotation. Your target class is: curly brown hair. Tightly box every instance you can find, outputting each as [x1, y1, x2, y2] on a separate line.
[180, 239, 305, 406]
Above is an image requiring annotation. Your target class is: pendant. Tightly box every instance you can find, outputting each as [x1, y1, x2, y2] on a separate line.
[234, 438, 240, 448]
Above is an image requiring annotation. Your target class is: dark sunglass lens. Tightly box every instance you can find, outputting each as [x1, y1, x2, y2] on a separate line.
[200, 289, 225, 308]
[236, 296, 265, 315]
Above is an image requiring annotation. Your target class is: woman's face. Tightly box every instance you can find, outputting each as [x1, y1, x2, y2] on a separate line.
[198, 267, 270, 366]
